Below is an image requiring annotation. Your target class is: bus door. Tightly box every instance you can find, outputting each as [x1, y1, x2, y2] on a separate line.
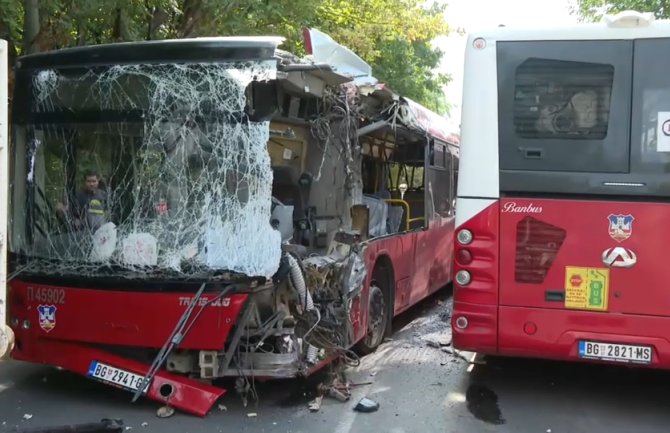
[386, 157, 430, 305]
[423, 139, 456, 294]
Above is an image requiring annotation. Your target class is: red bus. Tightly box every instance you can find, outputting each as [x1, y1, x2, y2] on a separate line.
[452, 11, 670, 368]
[6, 30, 459, 416]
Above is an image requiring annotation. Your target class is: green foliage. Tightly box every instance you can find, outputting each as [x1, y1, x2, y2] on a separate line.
[573, 0, 670, 21]
[2, 0, 451, 112]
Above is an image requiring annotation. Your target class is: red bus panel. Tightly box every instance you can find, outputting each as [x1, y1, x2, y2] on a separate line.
[499, 198, 670, 317]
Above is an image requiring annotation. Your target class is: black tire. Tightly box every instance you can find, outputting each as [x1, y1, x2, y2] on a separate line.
[0, 325, 15, 360]
[356, 282, 390, 355]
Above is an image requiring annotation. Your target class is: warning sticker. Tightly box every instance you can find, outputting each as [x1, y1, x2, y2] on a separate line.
[564, 267, 609, 311]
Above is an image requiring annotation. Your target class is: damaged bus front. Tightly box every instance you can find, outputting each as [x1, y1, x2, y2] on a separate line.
[7, 34, 459, 417]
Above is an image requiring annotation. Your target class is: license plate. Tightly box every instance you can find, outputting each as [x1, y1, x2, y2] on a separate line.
[87, 361, 150, 393]
[578, 340, 652, 364]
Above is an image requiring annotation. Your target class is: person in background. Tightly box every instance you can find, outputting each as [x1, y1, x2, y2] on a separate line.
[56, 170, 108, 232]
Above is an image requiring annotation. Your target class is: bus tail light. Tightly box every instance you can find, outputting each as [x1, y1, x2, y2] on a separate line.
[455, 270, 471, 286]
[455, 316, 469, 329]
[457, 249, 473, 265]
[457, 229, 473, 245]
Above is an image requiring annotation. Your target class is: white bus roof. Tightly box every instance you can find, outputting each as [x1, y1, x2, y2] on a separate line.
[470, 10, 670, 42]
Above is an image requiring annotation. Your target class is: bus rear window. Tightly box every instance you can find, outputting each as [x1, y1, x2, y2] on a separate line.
[513, 58, 614, 140]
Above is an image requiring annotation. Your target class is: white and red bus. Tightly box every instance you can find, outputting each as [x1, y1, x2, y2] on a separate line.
[452, 11, 670, 368]
[6, 30, 459, 416]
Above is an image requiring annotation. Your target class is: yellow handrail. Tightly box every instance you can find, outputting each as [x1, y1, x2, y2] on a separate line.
[384, 199, 424, 231]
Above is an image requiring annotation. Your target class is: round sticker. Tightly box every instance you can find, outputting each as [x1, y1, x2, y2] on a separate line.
[663, 119, 670, 136]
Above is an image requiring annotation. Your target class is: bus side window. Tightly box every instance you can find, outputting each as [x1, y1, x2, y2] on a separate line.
[425, 140, 452, 219]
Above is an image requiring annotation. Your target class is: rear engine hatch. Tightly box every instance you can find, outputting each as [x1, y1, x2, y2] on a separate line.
[499, 198, 670, 316]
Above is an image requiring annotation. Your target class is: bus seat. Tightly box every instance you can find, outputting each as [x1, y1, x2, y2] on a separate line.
[387, 206, 405, 233]
[271, 166, 303, 220]
[363, 194, 388, 237]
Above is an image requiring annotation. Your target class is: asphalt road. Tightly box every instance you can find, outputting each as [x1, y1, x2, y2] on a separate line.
[2, 289, 670, 433]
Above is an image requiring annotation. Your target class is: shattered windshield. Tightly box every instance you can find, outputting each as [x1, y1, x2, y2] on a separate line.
[11, 61, 282, 279]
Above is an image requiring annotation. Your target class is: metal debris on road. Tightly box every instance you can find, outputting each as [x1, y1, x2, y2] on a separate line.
[453, 349, 486, 365]
[425, 339, 441, 348]
[318, 380, 374, 403]
[308, 395, 323, 412]
[156, 405, 175, 418]
[423, 335, 452, 348]
[247, 413, 257, 418]
[353, 397, 380, 413]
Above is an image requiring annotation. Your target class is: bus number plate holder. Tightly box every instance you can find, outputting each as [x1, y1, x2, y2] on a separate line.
[578, 340, 652, 364]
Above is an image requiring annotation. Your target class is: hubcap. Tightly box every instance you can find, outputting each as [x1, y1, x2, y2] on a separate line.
[365, 284, 386, 347]
[0, 325, 14, 359]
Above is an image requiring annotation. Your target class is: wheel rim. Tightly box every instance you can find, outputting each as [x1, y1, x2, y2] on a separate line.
[365, 284, 386, 348]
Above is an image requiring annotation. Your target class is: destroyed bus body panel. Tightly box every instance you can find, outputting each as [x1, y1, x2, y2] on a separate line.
[453, 11, 670, 369]
[7, 35, 459, 416]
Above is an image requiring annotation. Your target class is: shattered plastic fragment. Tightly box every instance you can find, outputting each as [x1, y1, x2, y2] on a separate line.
[247, 413, 257, 418]
[354, 397, 380, 413]
[308, 396, 323, 412]
[22, 414, 33, 420]
[156, 405, 175, 418]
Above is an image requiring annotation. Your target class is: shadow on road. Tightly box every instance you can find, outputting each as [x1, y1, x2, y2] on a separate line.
[462, 353, 670, 430]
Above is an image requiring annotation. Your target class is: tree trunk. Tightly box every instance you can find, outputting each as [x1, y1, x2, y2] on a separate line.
[22, 0, 40, 54]
[178, 0, 203, 38]
[146, 5, 169, 40]
[113, 7, 132, 41]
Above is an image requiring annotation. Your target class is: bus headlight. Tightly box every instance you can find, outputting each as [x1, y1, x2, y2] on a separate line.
[457, 229, 473, 245]
[455, 270, 471, 286]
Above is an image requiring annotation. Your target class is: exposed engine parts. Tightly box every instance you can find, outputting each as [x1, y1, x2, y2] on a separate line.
[165, 244, 366, 382]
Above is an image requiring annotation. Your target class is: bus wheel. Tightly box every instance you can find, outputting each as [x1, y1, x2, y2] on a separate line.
[357, 283, 389, 355]
[0, 325, 14, 360]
